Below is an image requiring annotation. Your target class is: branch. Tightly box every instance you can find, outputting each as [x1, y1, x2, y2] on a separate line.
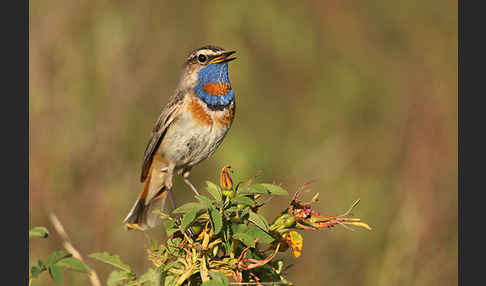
[49, 213, 101, 286]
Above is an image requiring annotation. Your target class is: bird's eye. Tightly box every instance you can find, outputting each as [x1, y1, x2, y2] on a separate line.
[198, 54, 207, 63]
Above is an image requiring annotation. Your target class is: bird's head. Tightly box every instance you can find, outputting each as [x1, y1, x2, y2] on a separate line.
[177, 45, 236, 108]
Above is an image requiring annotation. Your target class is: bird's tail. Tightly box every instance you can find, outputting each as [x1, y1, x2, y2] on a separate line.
[123, 159, 171, 231]
[123, 189, 167, 231]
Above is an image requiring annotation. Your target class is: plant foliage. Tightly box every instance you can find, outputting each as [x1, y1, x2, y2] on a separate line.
[29, 228, 90, 286]
[29, 166, 370, 285]
[90, 165, 371, 286]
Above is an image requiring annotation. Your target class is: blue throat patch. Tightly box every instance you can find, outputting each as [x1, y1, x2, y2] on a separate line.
[195, 63, 234, 107]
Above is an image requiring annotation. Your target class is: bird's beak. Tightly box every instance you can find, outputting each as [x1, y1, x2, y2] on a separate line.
[209, 50, 237, 64]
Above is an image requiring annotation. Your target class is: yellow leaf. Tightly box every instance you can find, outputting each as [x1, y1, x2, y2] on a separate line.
[200, 256, 210, 282]
[284, 231, 303, 258]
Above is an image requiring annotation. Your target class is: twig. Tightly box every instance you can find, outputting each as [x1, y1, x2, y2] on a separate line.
[49, 213, 101, 286]
[291, 180, 316, 202]
[245, 170, 263, 187]
[338, 198, 361, 217]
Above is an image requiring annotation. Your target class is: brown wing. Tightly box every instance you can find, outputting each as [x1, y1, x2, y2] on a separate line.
[140, 90, 185, 182]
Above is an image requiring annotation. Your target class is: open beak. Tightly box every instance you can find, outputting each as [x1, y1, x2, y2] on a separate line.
[209, 50, 237, 64]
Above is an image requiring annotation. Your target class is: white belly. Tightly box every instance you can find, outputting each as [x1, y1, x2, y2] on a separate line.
[158, 110, 229, 169]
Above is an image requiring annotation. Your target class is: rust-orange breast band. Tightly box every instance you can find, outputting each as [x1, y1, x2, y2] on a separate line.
[202, 82, 231, 96]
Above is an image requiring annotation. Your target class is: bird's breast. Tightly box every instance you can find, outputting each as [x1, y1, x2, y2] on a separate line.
[158, 96, 234, 168]
[187, 96, 234, 129]
[188, 96, 214, 126]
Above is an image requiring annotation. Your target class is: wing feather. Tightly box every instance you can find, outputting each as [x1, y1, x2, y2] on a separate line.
[140, 90, 185, 182]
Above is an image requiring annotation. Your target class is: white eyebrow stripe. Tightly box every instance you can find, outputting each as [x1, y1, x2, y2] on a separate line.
[198, 49, 218, 56]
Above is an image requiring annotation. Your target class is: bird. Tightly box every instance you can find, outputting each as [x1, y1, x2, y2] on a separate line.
[123, 45, 237, 231]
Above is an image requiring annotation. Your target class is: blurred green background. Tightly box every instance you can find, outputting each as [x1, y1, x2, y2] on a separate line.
[29, 0, 457, 285]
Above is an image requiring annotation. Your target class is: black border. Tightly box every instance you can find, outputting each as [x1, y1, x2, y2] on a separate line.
[3, 0, 29, 283]
[459, 0, 484, 284]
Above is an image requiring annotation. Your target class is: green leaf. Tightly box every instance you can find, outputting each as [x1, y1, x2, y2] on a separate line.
[125, 268, 159, 286]
[88, 252, 131, 272]
[180, 208, 198, 231]
[238, 184, 270, 195]
[166, 237, 183, 253]
[163, 219, 179, 237]
[29, 226, 49, 239]
[107, 270, 132, 286]
[240, 208, 250, 218]
[45, 250, 71, 266]
[232, 224, 275, 244]
[224, 226, 232, 254]
[162, 274, 177, 286]
[30, 266, 42, 278]
[223, 206, 238, 216]
[247, 225, 275, 244]
[233, 232, 256, 247]
[206, 181, 222, 202]
[209, 209, 223, 234]
[232, 195, 255, 206]
[172, 202, 206, 214]
[57, 257, 89, 273]
[152, 209, 172, 220]
[137, 268, 160, 285]
[201, 281, 225, 286]
[248, 211, 270, 232]
[201, 280, 225, 286]
[163, 260, 183, 272]
[259, 184, 288, 195]
[208, 271, 229, 286]
[48, 263, 63, 286]
[231, 223, 247, 234]
[196, 194, 214, 209]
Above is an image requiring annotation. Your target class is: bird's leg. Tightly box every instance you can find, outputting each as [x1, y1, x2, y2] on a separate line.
[166, 188, 181, 224]
[166, 185, 196, 237]
[183, 170, 200, 196]
[164, 166, 196, 238]
[161, 164, 182, 223]
[167, 189, 178, 214]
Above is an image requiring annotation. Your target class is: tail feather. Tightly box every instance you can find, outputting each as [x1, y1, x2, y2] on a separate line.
[123, 189, 167, 231]
[124, 155, 172, 231]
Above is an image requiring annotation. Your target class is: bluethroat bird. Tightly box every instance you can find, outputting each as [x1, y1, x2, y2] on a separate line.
[124, 45, 237, 231]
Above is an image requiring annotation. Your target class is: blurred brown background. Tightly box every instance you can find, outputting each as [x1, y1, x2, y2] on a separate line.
[29, 0, 457, 285]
